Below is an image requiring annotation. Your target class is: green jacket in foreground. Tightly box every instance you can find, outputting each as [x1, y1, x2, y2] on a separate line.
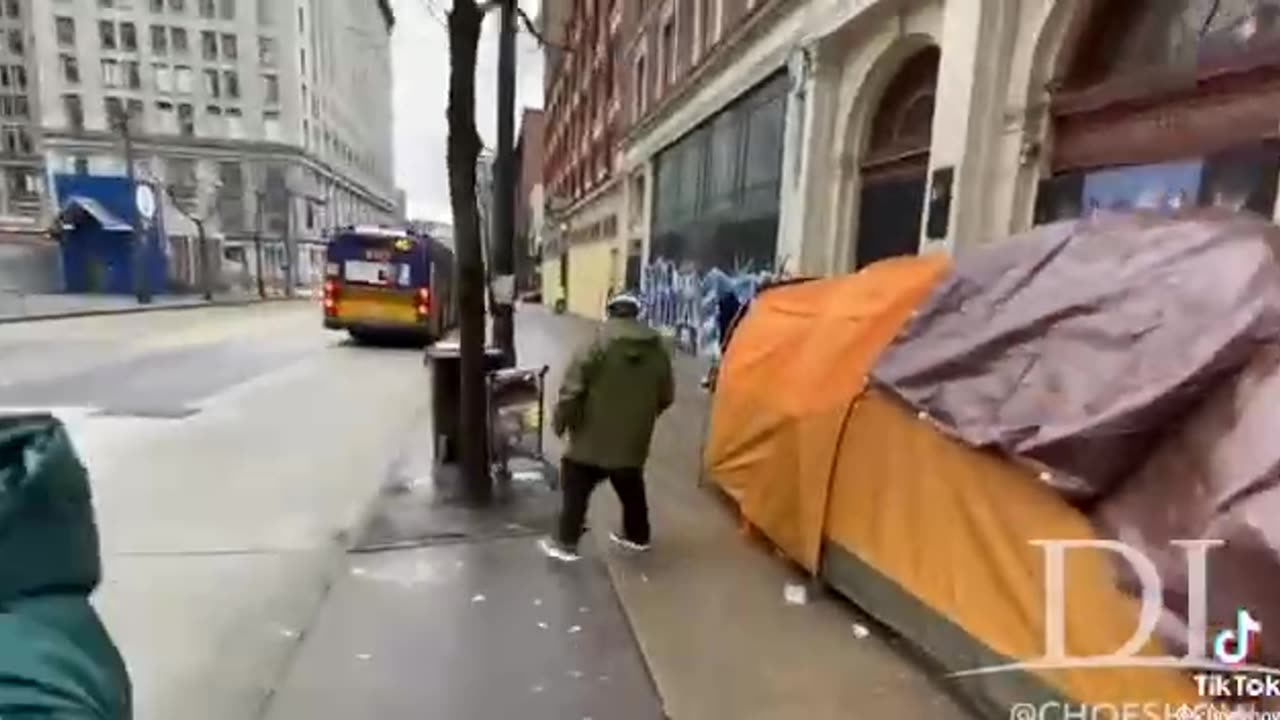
[0, 414, 132, 720]
[552, 317, 675, 470]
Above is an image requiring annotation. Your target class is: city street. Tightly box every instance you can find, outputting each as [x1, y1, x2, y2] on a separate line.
[0, 302, 433, 720]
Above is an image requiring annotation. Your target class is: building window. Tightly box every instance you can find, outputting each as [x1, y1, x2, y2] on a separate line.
[6, 28, 22, 56]
[101, 59, 121, 87]
[178, 102, 194, 135]
[175, 64, 193, 93]
[219, 0, 234, 21]
[660, 19, 674, 87]
[204, 68, 220, 97]
[125, 60, 141, 89]
[11, 65, 24, 90]
[99, 0, 115, 6]
[226, 106, 242, 138]
[56, 17, 76, 47]
[256, 0, 271, 25]
[75, 156, 90, 174]
[150, 0, 164, 12]
[224, 70, 239, 98]
[151, 25, 167, 54]
[63, 94, 84, 130]
[61, 54, 80, 84]
[4, 0, 18, 19]
[155, 100, 176, 133]
[258, 36, 276, 66]
[199, 0, 214, 18]
[168, 0, 185, 12]
[100, 21, 117, 50]
[263, 110, 281, 140]
[262, 73, 278, 103]
[221, 33, 237, 60]
[121, 22, 138, 51]
[104, 96, 125, 126]
[206, 105, 224, 135]
[634, 55, 647, 117]
[127, 98, 144, 124]
[201, 30, 217, 60]
[171, 26, 188, 54]
[154, 63, 173, 92]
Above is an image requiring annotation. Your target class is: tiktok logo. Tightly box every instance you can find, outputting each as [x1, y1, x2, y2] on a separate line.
[1214, 608, 1263, 665]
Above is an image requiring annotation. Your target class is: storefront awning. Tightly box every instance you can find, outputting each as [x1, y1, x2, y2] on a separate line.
[59, 196, 131, 232]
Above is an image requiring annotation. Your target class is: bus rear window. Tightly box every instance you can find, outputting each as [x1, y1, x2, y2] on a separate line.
[329, 234, 420, 287]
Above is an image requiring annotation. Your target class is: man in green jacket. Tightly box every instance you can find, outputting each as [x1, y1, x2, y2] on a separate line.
[540, 293, 675, 562]
[0, 414, 132, 719]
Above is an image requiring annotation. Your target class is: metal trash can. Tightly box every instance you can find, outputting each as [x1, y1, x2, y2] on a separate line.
[426, 340, 504, 464]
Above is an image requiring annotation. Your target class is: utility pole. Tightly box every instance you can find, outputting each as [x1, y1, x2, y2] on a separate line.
[491, 0, 517, 368]
[253, 189, 266, 299]
[116, 110, 152, 304]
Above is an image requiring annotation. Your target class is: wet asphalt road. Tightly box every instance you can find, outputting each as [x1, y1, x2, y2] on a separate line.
[0, 302, 662, 720]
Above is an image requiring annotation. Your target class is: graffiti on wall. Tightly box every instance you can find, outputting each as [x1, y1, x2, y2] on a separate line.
[639, 255, 784, 359]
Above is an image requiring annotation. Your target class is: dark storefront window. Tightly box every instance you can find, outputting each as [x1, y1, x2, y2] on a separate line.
[650, 71, 787, 273]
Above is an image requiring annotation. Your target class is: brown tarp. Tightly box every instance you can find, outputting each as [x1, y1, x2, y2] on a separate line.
[872, 209, 1280, 501]
[1093, 343, 1280, 690]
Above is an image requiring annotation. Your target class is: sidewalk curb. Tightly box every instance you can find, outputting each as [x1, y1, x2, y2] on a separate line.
[0, 296, 311, 325]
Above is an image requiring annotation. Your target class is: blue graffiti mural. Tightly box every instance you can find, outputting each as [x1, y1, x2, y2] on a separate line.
[639, 256, 776, 359]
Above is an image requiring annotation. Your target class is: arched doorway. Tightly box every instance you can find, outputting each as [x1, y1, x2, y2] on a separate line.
[1036, 0, 1280, 223]
[853, 46, 940, 270]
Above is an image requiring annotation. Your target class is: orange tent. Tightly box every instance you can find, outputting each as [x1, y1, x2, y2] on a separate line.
[703, 249, 1204, 716]
[704, 253, 950, 571]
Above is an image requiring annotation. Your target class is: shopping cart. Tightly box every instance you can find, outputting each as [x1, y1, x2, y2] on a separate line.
[486, 365, 556, 489]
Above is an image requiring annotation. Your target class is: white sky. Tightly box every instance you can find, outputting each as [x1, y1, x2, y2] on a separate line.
[391, 0, 546, 223]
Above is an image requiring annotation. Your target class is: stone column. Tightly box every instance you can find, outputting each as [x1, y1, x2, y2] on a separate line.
[920, 0, 1020, 254]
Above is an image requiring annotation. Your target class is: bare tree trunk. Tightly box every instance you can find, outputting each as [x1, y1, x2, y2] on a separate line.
[446, 0, 491, 505]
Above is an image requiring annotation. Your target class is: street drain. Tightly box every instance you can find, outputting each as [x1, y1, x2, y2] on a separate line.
[93, 406, 200, 420]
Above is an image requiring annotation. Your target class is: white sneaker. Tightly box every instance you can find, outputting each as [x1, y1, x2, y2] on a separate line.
[538, 537, 580, 563]
[608, 532, 651, 553]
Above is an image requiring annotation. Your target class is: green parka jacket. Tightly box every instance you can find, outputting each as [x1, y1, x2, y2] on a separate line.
[552, 318, 675, 470]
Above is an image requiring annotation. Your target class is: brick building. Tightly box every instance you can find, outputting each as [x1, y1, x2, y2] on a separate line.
[539, 0, 625, 318]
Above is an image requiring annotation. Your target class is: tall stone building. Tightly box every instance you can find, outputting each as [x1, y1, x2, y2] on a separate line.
[18, 0, 401, 290]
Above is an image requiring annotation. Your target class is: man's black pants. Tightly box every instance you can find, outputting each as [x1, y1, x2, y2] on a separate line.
[557, 458, 650, 549]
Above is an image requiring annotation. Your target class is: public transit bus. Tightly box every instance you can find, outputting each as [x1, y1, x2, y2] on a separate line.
[322, 225, 457, 343]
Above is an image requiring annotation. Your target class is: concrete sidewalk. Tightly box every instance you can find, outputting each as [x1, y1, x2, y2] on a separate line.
[516, 304, 975, 720]
[0, 291, 309, 324]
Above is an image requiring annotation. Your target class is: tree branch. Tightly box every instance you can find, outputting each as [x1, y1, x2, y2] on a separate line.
[514, 3, 573, 54]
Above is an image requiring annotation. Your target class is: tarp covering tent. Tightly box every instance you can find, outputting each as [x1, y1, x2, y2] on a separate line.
[873, 209, 1280, 502]
[704, 254, 950, 570]
[704, 210, 1280, 716]
[1093, 343, 1280, 672]
[871, 209, 1280, 684]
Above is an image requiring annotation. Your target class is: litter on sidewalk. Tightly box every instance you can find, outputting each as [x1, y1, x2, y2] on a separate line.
[783, 582, 808, 606]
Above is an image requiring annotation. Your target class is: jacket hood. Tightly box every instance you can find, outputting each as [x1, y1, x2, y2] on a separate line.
[0, 414, 101, 605]
[601, 317, 664, 362]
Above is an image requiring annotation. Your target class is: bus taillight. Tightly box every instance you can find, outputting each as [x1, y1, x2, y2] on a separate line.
[417, 288, 431, 316]
[323, 281, 338, 314]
